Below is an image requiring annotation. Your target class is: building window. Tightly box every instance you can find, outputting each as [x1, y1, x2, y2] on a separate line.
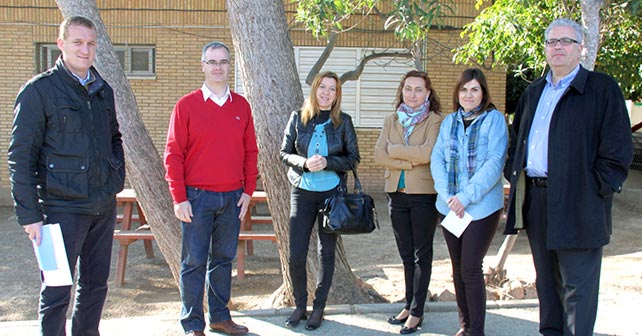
[37, 44, 156, 78]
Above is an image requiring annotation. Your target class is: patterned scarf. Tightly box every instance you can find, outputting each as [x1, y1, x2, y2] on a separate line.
[448, 105, 487, 195]
[396, 101, 431, 145]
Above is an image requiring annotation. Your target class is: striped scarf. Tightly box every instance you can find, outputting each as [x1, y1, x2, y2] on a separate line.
[447, 106, 487, 195]
[396, 101, 431, 145]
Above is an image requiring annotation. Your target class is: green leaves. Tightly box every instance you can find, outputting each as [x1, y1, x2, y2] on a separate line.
[293, 0, 377, 38]
[453, 0, 642, 100]
[293, 0, 453, 41]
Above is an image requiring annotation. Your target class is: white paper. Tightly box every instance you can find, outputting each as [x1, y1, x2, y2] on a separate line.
[32, 224, 73, 287]
[440, 210, 473, 238]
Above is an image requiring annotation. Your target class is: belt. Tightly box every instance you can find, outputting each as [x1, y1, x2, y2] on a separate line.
[397, 188, 406, 193]
[526, 176, 548, 188]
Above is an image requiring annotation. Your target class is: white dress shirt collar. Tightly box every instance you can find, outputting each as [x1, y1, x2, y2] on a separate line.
[201, 83, 232, 107]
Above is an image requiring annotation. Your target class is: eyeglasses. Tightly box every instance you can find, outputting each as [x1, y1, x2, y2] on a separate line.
[202, 59, 230, 67]
[544, 38, 579, 47]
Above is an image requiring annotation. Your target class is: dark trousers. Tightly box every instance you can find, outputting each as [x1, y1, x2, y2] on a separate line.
[524, 185, 602, 336]
[442, 210, 501, 336]
[179, 187, 242, 333]
[288, 187, 338, 311]
[40, 207, 117, 336]
[388, 192, 438, 318]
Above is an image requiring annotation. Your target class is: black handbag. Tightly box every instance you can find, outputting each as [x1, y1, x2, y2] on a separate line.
[320, 169, 379, 234]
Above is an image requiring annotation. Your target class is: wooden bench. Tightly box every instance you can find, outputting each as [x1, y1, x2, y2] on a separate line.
[113, 189, 155, 286]
[242, 191, 273, 256]
[236, 231, 277, 280]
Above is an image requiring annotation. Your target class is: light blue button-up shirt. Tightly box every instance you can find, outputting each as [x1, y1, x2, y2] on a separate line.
[525, 65, 580, 177]
[72, 70, 92, 86]
[430, 109, 508, 219]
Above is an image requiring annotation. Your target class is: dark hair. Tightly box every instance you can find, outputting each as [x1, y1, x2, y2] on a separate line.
[452, 68, 496, 112]
[394, 70, 441, 114]
[59, 16, 96, 40]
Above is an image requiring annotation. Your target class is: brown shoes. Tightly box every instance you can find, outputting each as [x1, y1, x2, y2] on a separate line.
[209, 319, 249, 335]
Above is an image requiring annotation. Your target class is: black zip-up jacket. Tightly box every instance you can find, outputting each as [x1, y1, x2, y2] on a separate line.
[279, 110, 360, 188]
[8, 58, 125, 225]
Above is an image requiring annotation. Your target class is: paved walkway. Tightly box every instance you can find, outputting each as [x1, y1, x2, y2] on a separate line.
[1, 296, 639, 336]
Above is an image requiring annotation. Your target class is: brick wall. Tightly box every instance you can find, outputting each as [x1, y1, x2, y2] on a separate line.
[0, 0, 505, 205]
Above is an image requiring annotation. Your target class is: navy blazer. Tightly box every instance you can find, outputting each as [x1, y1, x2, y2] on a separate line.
[503, 66, 632, 249]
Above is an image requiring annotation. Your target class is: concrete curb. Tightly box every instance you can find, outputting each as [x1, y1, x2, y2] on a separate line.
[233, 299, 539, 318]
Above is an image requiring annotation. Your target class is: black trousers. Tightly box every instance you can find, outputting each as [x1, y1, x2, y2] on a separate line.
[524, 184, 602, 336]
[442, 210, 501, 336]
[40, 208, 117, 336]
[288, 187, 338, 310]
[388, 192, 438, 318]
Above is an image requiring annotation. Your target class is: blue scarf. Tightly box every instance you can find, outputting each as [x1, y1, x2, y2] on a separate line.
[447, 106, 487, 195]
[396, 101, 431, 145]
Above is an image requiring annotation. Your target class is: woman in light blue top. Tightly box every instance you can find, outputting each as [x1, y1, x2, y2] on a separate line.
[279, 71, 360, 331]
[430, 68, 508, 336]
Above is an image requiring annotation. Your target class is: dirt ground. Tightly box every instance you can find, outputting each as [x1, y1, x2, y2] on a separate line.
[1, 172, 641, 322]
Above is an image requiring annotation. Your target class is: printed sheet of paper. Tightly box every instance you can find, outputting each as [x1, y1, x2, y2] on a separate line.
[440, 210, 473, 238]
[32, 224, 73, 287]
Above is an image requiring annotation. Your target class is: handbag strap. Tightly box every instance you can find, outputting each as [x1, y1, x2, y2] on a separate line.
[350, 168, 363, 194]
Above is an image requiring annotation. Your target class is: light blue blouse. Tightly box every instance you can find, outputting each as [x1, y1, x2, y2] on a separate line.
[298, 120, 340, 192]
[430, 109, 508, 219]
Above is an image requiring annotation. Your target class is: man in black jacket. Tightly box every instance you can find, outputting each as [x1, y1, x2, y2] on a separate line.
[8, 16, 124, 336]
[504, 18, 632, 335]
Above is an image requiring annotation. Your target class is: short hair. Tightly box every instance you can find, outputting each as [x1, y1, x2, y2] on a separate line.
[201, 41, 230, 61]
[452, 68, 496, 112]
[545, 18, 584, 44]
[301, 71, 342, 127]
[59, 16, 96, 40]
[394, 70, 441, 114]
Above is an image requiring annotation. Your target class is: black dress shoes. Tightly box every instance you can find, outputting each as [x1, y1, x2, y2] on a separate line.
[400, 316, 423, 334]
[285, 308, 308, 327]
[209, 319, 249, 335]
[305, 308, 324, 330]
[387, 315, 409, 325]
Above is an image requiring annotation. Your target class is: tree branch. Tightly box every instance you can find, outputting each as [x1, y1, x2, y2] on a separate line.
[305, 32, 338, 85]
[340, 51, 413, 83]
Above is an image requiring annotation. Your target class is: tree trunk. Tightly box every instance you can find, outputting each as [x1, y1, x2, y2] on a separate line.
[226, 0, 382, 307]
[580, 0, 604, 70]
[55, 0, 182, 286]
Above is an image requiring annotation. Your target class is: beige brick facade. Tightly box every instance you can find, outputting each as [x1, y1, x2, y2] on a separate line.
[0, 1, 505, 202]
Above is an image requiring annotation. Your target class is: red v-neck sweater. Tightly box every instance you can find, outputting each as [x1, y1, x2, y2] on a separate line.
[164, 89, 259, 203]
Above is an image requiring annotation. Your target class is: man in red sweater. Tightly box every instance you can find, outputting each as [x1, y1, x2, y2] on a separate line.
[164, 41, 258, 336]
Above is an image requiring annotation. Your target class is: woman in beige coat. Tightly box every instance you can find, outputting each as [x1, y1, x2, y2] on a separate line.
[374, 70, 443, 334]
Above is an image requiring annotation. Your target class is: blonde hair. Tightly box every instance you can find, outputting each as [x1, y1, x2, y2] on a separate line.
[59, 16, 96, 40]
[301, 71, 342, 126]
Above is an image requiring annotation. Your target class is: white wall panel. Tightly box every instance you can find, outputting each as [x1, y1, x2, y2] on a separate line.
[235, 47, 415, 128]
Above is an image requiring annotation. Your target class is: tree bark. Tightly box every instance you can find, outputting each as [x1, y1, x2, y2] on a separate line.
[55, 0, 182, 286]
[226, 0, 382, 307]
[580, 0, 604, 70]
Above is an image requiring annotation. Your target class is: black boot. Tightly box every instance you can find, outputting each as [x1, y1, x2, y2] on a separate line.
[305, 308, 324, 330]
[285, 308, 307, 327]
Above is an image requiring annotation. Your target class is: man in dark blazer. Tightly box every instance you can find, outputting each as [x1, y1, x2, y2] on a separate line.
[504, 18, 632, 335]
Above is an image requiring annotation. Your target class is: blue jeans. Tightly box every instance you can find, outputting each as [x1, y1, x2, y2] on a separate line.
[40, 207, 117, 336]
[288, 187, 338, 311]
[388, 192, 438, 318]
[179, 187, 242, 333]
